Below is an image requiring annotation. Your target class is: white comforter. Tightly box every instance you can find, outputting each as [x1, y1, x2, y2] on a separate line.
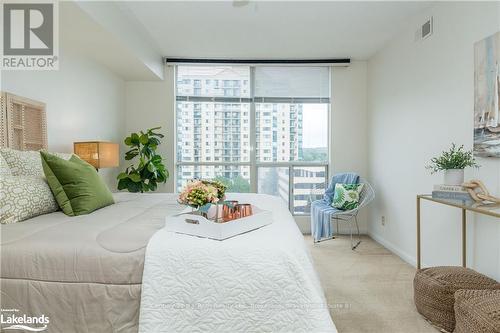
[139, 193, 336, 333]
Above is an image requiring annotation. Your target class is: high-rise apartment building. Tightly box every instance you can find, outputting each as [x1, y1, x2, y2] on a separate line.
[176, 67, 303, 188]
[176, 65, 328, 214]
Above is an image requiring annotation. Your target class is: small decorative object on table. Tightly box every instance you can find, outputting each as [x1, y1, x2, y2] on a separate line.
[170, 182, 271, 240]
[177, 179, 228, 221]
[236, 203, 253, 218]
[222, 200, 239, 222]
[432, 184, 474, 203]
[462, 179, 500, 204]
[426, 143, 479, 185]
[166, 204, 272, 240]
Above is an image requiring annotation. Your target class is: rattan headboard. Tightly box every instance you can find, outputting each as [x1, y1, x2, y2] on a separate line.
[0, 92, 47, 150]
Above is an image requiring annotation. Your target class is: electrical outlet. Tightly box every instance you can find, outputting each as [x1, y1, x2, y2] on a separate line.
[381, 216, 386, 226]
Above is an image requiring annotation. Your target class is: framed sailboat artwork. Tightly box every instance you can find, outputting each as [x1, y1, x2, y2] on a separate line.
[474, 31, 500, 158]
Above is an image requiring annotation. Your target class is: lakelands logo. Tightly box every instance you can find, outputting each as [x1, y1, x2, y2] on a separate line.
[1, 309, 49, 331]
[1, 1, 59, 70]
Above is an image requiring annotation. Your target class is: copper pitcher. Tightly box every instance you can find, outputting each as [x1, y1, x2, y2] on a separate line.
[222, 200, 239, 222]
[236, 203, 253, 218]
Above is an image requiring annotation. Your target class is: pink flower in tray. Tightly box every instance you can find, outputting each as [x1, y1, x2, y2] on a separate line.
[178, 179, 225, 209]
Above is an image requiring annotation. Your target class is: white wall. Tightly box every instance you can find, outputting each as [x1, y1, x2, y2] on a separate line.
[1, 48, 126, 189]
[331, 61, 369, 233]
[124, 66, 176, 192]
[125, 63, 369, 233]
[367, 2, 500, 279]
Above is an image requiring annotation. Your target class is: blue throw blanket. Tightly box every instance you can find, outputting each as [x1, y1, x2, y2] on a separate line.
[311, 172, 359, 241]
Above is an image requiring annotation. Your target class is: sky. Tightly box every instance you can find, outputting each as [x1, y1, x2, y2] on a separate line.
[302, 104, 328, 148]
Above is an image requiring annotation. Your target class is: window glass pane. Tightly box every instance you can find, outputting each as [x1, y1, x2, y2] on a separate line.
[175, 65, 330, 215]
[257, 167, 289, 205]
[293, 166, 327, 215]
[177, 165, 251, 193]
[254, 66, 329, 98]
[176, 66, 250, 98]
[176, 102, 251, 163]
[256, 103, 328, 162]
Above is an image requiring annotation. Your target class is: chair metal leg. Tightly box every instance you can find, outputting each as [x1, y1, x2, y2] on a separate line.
[314, 236, 335, 244]
[349, 217, 353, 248]
[351, 215, 361, 250]
[314, 214, 361, 249]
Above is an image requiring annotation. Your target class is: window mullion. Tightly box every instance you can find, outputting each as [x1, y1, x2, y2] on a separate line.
[249, 66, 257, 193]
[289, 165, 294, 212]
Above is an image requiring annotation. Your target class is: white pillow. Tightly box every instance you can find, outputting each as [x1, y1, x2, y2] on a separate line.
[0, 148, 72, 177]
[1, 175, 59, 224]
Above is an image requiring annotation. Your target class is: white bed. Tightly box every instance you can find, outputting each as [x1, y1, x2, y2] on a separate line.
[1, 192, 336, 332]
[140, 193, 336, 333]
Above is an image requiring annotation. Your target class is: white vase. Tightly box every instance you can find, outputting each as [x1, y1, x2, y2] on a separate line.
[443, 169, 464, 186]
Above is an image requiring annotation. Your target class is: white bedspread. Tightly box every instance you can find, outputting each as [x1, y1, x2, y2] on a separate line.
[139, 193, 336, 333]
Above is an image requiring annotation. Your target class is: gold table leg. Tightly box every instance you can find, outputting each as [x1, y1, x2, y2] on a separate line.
[462, 209, 466, 267]
[417, 196, 421, 270]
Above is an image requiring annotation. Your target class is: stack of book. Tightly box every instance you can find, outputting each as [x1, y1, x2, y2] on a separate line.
[432, 184, 473, 203]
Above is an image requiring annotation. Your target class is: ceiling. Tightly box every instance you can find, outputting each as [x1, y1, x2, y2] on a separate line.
[124, 1, 433, 60]
[61, 2, 162, 81]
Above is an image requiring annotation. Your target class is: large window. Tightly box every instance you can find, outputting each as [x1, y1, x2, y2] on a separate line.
[175, 65, 330, 215]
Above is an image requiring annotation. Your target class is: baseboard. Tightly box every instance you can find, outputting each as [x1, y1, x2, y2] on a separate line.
[368, 232, 417, 268]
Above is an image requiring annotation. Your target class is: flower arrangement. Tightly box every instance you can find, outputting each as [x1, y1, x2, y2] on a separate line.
[178, 179, 227, 211]
[202, 180, 227, 200]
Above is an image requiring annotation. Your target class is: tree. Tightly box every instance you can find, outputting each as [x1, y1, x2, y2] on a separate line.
[231, 175, 251, 192]
[260, 168, 279, 196]
[302, 147, 328, 162]
[213, 175, 250, 193]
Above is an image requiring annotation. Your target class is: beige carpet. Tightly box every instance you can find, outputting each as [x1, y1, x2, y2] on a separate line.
[306, 235, 437, 333]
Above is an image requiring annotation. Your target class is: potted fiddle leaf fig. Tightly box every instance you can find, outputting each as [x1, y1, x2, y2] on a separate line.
[426, 143, 479, 185]
[117, 127, 168, 193]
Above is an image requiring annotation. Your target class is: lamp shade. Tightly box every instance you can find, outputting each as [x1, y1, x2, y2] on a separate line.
[73, 141, 119, 169]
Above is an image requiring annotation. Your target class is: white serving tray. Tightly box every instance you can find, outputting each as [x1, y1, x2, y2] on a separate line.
[164, 205, 272, 240]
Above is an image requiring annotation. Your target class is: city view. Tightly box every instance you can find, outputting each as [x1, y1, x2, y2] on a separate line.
[176, 65, 329, 214]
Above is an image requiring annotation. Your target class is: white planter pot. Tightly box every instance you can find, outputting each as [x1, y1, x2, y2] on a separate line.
[443, 169, 464, 186]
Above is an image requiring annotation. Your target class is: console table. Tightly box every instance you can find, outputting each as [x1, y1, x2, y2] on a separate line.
[416, 194, 500, 269]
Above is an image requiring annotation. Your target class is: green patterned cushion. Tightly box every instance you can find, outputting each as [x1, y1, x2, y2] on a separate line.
[332, 183, 364, 210]
[0, 153, 11, 176]
[0, 175, 59, 224]
[0, 148, 72, 177]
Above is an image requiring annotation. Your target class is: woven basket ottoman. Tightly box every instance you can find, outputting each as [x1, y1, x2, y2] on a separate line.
[454, 289, 500, 333]
[413, 266, 499, 332]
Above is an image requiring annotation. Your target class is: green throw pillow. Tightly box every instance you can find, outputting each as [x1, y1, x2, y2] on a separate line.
[332, 183, 364, 210]
[40, 151, 114, 216]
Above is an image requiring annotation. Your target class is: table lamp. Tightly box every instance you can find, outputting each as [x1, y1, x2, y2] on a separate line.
[73, 141, 119, 169]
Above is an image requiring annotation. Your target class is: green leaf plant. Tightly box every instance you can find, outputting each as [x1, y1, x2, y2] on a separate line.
[117, 127, 169, 193]
[426, 143, 479, 174]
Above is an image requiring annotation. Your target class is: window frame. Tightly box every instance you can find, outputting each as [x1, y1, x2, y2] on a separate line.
[174, 65, 331, 216]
